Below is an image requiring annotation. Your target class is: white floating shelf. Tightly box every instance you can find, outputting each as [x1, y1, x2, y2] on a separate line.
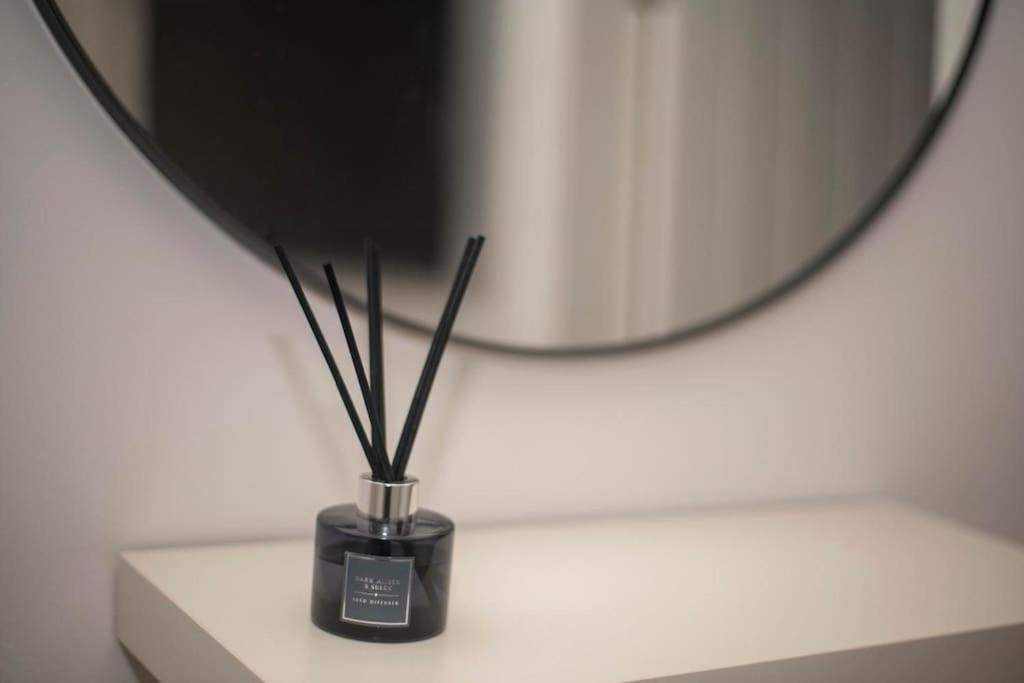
[116, 500, 1024, 682]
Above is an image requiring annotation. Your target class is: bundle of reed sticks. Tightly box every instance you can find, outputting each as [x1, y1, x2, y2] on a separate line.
[275, 237, 484, 482]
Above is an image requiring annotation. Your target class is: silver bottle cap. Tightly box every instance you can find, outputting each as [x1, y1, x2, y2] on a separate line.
[356, 473, 419, 522]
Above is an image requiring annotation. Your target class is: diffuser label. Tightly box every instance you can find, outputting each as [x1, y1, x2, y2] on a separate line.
[341, 552, 414, 627]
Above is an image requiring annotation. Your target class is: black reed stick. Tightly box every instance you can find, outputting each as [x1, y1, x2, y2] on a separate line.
[392, 236, 484, 479]
[323, 263, 393, 480]
[274, 245, 384, 479]
[366, 242, 386, 453]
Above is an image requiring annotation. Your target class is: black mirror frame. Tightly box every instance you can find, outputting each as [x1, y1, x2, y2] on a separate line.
[33, 0, 993, 358]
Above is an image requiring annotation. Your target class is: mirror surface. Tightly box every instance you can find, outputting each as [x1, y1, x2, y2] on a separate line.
[52, 0, 984, 351]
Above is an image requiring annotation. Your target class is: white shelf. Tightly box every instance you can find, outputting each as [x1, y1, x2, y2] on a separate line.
[116, 500, 1024, 682]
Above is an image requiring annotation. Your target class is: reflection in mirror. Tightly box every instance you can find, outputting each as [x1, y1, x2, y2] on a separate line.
[54, 0, 984, 350]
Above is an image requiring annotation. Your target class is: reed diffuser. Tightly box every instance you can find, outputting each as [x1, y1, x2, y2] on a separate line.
[275, 237, 484, 643]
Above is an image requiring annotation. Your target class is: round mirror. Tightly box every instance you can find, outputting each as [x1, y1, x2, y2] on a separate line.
[40, 0, 990, 353]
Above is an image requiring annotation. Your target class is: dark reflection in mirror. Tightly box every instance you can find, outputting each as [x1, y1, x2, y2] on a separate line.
[53, 0, 985, 349]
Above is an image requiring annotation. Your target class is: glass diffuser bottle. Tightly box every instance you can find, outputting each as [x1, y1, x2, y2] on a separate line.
[274, 237, 483, 644]
[311, 474, 454, 641]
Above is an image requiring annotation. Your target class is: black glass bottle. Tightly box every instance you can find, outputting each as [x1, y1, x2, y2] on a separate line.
[311, 474, 454, 642]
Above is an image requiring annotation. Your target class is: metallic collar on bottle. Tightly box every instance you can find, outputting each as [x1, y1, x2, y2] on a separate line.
[356, 473, 419, 522]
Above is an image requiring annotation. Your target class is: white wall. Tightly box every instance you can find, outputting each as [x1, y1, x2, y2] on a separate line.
[0, 1, 1021, 681]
